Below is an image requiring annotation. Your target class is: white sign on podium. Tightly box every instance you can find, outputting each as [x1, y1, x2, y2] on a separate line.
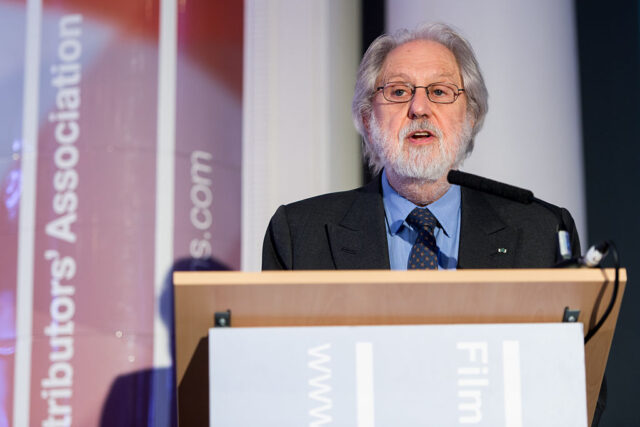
[208, 323, 586, 426]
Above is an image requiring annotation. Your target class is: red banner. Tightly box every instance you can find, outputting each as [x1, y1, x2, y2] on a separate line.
[0, 0, 242, 425]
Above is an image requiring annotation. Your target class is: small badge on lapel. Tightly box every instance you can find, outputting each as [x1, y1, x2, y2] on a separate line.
[497, 248, 508, 254]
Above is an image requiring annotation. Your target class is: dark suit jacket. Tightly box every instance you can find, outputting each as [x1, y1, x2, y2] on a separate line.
[261, 175, 606, 426]
[262, 174, 580, 270]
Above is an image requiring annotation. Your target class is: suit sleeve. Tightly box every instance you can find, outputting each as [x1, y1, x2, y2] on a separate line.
[262, 205, 293, 270]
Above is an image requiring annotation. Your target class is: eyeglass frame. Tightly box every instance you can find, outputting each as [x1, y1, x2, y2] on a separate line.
[374, 81, 466, 104]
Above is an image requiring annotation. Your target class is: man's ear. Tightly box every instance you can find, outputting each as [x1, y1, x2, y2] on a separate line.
[466, 110, 476, 131]
[362, 112, 372, 143]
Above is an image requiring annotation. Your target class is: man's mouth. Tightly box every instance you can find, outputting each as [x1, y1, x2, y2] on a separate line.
[407, 130, 436, 144]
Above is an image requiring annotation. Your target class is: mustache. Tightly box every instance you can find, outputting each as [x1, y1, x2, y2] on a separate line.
[398, 120, 443, 141]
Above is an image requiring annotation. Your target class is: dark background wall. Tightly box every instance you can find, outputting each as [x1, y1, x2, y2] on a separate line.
[360, 0, 385, 184]
[577, 1, 640, 425]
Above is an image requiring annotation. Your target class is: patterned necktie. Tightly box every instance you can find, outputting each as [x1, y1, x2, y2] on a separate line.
[406, 207, 439, 270]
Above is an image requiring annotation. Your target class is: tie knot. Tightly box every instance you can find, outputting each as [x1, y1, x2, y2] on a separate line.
[406, 207, 438, 232]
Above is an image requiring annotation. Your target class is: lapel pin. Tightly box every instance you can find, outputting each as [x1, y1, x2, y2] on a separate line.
[497, 248, 508, 254]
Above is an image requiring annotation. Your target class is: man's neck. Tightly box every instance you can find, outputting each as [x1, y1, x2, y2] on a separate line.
[386, 169, 451, 206]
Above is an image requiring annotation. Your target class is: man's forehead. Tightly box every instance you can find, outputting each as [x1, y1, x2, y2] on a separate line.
[381, 70, 460, 82]
[378, 40, 461, 83]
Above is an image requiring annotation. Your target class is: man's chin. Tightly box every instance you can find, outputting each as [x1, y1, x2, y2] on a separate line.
[386, 162, 450, 182]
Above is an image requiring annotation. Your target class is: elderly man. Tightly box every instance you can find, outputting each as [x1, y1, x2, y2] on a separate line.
[262, 22, 579, 270]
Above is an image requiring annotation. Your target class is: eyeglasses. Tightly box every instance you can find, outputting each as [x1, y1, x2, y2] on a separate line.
[375, 82, 465, 104]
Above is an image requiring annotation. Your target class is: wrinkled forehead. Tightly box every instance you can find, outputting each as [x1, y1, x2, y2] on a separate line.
[377, 39, 462, 86]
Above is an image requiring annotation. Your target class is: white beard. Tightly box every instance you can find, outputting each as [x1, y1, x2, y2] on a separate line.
[369, 114, 472, 181]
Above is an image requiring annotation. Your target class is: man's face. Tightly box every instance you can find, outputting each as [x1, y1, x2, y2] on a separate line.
[367, 39, 472, 181]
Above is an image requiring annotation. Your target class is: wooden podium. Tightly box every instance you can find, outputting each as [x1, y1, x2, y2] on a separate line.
[173, 268, 626, 426]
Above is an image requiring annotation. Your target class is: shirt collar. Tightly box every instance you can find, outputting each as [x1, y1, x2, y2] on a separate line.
[381, 169, 461, 236]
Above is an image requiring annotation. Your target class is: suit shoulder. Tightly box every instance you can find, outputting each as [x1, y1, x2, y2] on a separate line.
[462, 186, 571, 224]
[263, 182, 384, 270]
[278, 183, 377, 221]
[284, 187, 361, 210]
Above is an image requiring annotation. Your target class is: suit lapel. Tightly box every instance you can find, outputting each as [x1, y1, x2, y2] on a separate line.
[325, 179, 520, 270]
[458, 187, 520, 269]
[326, 177, 390, 269]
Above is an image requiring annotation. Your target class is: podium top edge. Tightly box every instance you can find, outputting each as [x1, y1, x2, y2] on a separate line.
[173, 268, 626, 286]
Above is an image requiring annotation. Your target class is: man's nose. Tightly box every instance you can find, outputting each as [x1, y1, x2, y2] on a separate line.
[408, 87, 433, 119]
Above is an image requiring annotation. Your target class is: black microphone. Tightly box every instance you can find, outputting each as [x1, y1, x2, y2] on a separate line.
[447, 169, 573, 260]
[447, 169, 534, 203]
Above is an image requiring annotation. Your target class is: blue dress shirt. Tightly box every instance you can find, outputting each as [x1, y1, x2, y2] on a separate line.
[381, 170, 461, 270]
